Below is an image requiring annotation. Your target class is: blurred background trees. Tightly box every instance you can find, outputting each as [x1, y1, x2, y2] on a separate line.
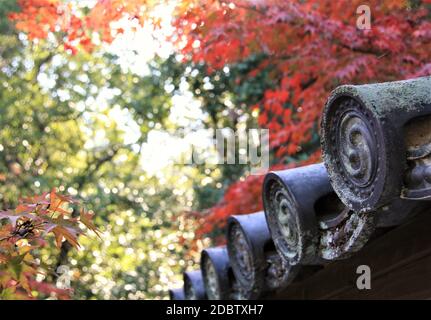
[1, 0, 430, 299]
[0, 0, 200, 299]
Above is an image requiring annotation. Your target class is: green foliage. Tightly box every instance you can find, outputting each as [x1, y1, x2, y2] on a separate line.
[185, 54, 274, 131]
[0, 6, 196, 298]
[0, 0, 19, 35]
[68, 170, 197, 299]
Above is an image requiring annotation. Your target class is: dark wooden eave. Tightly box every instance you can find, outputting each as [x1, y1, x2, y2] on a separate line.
[273, 211, 431, 299]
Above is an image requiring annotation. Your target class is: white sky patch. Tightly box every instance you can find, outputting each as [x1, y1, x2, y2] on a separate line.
[140, 130, 185, 174]
[140, 86, 210, 175]
[140, 128, 214, 176]
[109, 105, 141, 145]
[107, 3, 176, 76]
[169, 92, 205, 129]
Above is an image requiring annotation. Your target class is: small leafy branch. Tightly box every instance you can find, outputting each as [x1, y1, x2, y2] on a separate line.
[0, 189, 100, 299]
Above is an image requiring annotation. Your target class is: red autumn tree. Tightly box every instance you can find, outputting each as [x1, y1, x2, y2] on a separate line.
[171, 0, 431, 235]
[9, 0, 431, 238]
[8, 0, 156, 53]
[173, 0, 431, 158]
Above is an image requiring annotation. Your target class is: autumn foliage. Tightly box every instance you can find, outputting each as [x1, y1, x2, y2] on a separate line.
[0, 189, 98, 299]
[8, 0, 155, 53]
[171, 0, 431, 233]
[8, 1, 431, 239]
[173, 0, 431, 157]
